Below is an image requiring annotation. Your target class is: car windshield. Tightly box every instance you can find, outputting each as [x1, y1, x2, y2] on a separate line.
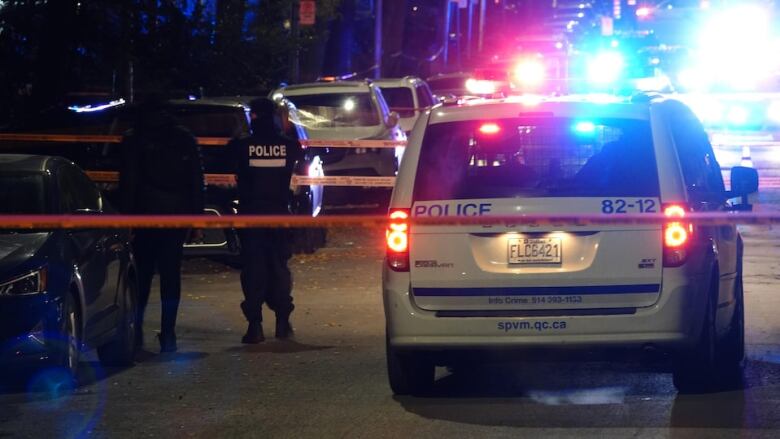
[284, 92, 380, 128]
[0, 173, 48, 214]
[379, 87, 415, 117]
[414, 117, 660, 200]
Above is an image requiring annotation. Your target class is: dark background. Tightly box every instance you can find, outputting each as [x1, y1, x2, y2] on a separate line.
[0, 0, 664, 123]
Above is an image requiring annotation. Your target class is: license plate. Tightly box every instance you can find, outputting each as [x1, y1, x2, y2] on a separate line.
[508, 237, 562, 264]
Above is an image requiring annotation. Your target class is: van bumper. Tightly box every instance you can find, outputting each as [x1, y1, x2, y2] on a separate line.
[383, 267, 710, 354]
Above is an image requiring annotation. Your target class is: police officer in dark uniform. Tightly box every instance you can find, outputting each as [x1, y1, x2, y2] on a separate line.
[229, 97, 303, 343]
[119, 96, 205, 352]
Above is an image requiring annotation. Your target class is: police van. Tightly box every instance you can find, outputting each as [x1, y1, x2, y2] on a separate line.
[383, 94, 759, 394]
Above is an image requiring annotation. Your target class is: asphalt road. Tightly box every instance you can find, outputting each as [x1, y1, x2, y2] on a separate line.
[0, 216, 779, 438]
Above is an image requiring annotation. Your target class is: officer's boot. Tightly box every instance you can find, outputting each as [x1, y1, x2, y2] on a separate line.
[240, 301, 264, 344]
[242, 321, 264, 344]
[275, 313, 294, 339]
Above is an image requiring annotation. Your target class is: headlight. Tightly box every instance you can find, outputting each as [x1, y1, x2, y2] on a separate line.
[0, 268, 48, 296]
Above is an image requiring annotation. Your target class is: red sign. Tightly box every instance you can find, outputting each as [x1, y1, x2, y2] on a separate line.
[300, 1, 316, 26]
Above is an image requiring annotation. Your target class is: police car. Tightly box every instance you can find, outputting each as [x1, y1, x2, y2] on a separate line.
[373, 77, 436, 134]
[383, 94, 759, 394]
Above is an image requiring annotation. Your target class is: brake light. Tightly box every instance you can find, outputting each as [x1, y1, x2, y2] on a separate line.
[663, 204, 692, 267]
[478, 123, 501, 135]
[386, 208, 410, 271]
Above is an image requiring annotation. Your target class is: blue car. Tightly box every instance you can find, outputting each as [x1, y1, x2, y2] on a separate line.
[0, 155, 137, 377]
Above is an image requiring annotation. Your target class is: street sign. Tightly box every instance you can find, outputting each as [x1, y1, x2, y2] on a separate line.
[300, 1, 316, 26]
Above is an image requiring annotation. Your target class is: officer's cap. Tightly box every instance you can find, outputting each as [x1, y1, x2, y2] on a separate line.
[249, 98, 277, 118]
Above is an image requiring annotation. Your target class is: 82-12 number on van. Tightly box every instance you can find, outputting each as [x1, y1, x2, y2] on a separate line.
[601, 199, 657, 214]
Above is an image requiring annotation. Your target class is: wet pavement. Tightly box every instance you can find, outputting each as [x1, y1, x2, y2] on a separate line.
[0, 223, 779, 438]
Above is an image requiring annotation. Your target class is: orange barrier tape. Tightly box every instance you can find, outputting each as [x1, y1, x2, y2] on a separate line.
[85, 171, 120, 183]
[291, 175, 395, 187]
[0, 133, 230, 147]
[0, 133, 123, 143]
[2, 212, 780, 229]
[0, 133, 407, 149]
[389, 107, 429, 112]
[86, 172, 393, 188]
[300, 139, 407, 148]
[85, 171, 237, 187]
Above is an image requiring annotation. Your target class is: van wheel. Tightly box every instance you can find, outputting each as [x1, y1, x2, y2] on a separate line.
[386, 334, 434, 395]
[673, 271, 743, 392]
[720, 271, 746, 378]
[673, 288, 717, 393]
[98, 276, 138, 367]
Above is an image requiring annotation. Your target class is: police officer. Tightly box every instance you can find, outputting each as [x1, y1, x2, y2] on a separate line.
[229, 97, 303, 343]
[119, 95, 205, 353]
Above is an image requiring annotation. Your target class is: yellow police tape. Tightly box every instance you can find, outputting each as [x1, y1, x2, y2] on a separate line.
[1, 212, 780, 229]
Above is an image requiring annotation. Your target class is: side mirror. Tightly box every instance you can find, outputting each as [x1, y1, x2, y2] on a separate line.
[729, 166, 759, 197]
[385, 111, 400, 129]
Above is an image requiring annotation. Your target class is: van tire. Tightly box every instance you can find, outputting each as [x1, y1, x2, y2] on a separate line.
[719, 270, 746, 378]
[386, 335, 434, 395]
[673, 291, 717, 392]
[673, 270, 743, 393]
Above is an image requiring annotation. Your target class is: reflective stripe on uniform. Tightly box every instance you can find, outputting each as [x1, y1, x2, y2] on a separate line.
[249, 159, 286, 167]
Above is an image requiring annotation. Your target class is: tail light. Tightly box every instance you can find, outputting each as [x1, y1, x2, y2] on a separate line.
[663, 204, 692, 267]
[386, 208, 410, 272]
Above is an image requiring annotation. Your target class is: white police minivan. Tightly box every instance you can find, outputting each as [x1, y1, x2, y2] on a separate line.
[383, 95, 759, 394]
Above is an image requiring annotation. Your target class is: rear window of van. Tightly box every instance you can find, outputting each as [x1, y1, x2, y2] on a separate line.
[413, 118, 659, 200]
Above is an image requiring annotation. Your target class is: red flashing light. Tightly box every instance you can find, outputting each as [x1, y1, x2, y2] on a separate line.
[513, 59, 546, 88]
[479, 123, 501, 135]
[636, 7, 652, 18]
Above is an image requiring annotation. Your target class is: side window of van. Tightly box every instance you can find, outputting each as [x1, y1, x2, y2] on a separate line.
[669, 105, 725, 201]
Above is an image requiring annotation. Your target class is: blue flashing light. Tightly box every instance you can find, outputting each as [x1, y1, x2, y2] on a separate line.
[574, 121, 596, 134]
[67, 98, 126, 113]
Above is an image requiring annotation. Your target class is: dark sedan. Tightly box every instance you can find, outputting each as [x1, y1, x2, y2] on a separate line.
[0, 155, 137, 378]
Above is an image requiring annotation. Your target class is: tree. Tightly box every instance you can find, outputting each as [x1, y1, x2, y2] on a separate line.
[0, 0, 345, 121]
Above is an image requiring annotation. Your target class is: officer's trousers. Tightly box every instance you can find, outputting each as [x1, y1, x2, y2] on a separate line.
[239, 228, 294, 323]
[134, 229, 187, 336]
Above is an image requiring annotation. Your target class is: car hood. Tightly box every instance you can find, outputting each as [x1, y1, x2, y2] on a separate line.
[0, 232, 51, 274]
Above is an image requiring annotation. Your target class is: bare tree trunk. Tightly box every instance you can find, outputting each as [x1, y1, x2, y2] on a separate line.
[33, 0, 79, 107]
[117, 0, 136, 102]
[382, 0, 407, 77]
[216, 0, 246, 51]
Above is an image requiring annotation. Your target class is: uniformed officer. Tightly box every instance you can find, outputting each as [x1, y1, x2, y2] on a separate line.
[229, 97, 303, 343]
